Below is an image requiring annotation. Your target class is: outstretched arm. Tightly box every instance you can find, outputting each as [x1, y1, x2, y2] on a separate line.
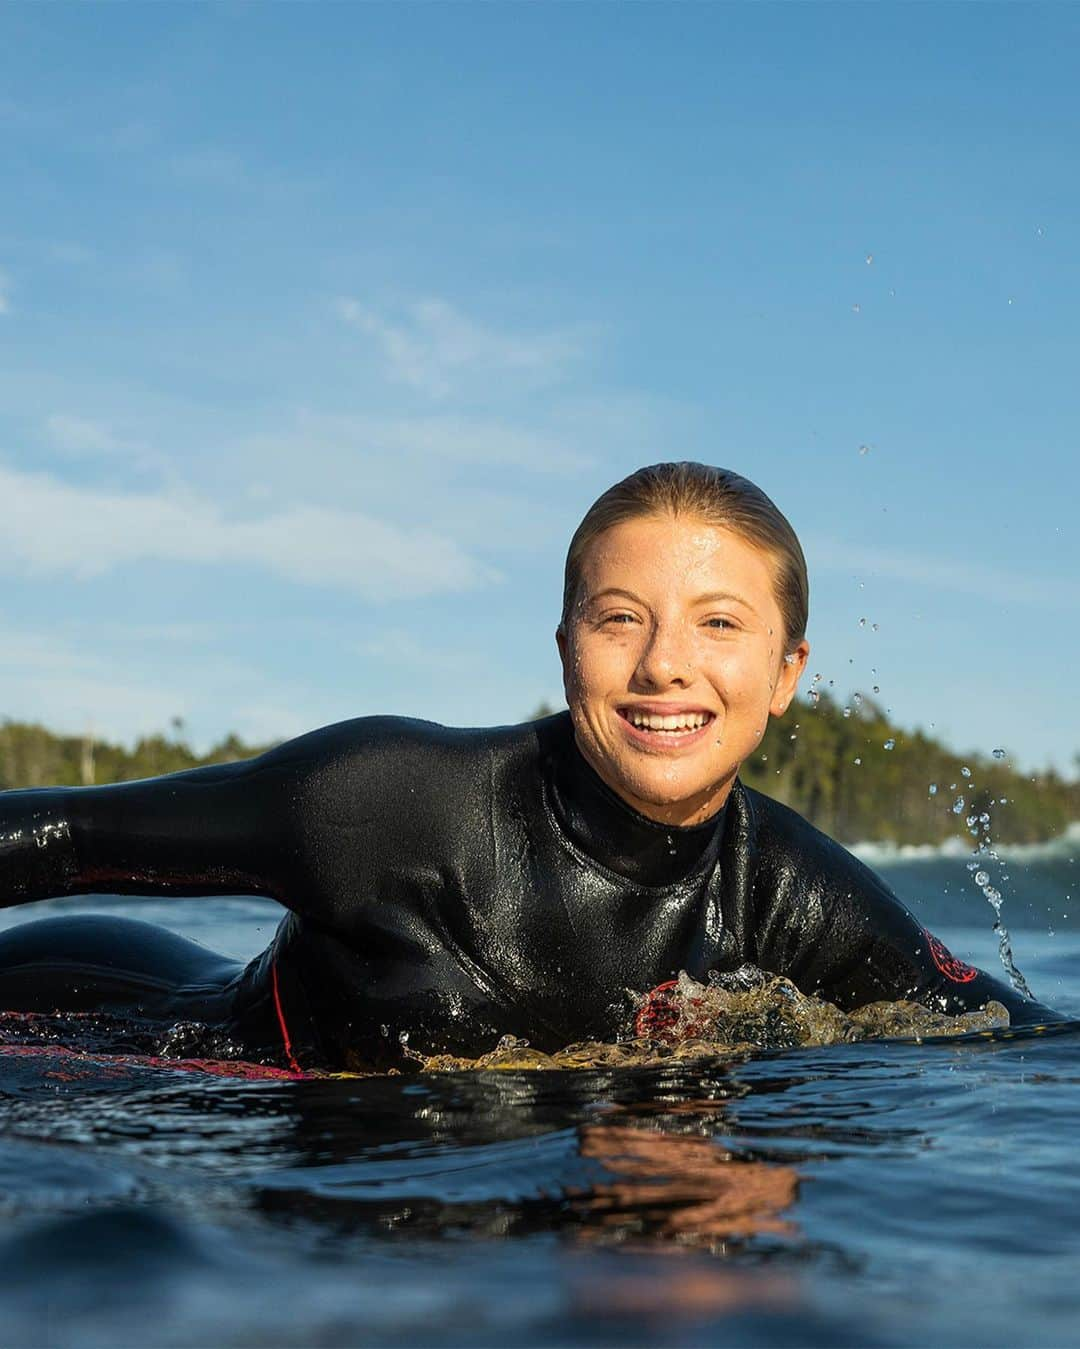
[743, 788, 1064, 1027]
[814, 893, 1062, 1026]
[787, 854, 1064, 1026]
[0, 754, 294, 909]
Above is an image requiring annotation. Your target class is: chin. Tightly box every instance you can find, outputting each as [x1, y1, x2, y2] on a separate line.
[619, 765, 718, 811]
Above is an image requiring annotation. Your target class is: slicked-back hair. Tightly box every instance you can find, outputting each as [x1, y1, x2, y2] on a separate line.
[560, 462, 808, 651]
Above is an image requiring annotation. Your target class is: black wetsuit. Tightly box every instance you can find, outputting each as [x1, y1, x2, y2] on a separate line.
[0, 712, 1059, 1070]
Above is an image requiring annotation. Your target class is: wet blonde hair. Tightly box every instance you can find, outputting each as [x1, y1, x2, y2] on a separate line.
[561, 462, 809, 651]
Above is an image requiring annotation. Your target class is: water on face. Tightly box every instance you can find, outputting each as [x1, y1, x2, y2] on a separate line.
[0, 844, 1076, 1348]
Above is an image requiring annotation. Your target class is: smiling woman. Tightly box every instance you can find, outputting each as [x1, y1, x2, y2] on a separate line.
[0, 462, 1063, 1072]
[558, 466, 809, 826]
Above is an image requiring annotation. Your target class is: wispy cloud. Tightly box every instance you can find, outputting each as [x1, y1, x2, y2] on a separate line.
[244, 409, 592, 474]
[0, 462, 496, 600]
[0, 623, 192, 743]
[335, 296, 590, 398]
[43, 412, 177, 481]
[169, 146, 247, 188]
[0, 618, 322, 749]
[808, 536, 1080, 610]
[47, 242, 96, 266]
[45, 414, 125, 456]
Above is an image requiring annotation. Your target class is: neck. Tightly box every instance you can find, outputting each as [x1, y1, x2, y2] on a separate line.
[573, 735, 735, 828]
[547, 721, 728, 886]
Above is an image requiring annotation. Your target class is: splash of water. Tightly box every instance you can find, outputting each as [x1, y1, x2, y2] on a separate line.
[418, 967, 1010, 1073]
[962, 794, 1035, 998]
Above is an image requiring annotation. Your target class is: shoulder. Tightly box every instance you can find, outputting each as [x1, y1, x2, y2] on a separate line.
[253, 713, 548, 791]
[736, 782, 900, 910]
[733, 783, 924, 991]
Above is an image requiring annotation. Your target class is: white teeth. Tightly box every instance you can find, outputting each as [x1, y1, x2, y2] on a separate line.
[626, 711, 709, 732]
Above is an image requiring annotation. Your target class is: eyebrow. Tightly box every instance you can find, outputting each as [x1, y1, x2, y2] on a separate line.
[693, 590, 757, 611]
[587, 587, 759, 611]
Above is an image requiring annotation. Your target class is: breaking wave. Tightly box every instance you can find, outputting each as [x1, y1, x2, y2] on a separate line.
[852, 821, 1080, 867]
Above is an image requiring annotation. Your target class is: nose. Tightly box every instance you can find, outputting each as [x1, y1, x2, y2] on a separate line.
[633, 618, 694, 690]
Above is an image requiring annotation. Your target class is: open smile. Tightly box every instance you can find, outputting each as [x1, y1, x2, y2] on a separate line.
[615, 704, 717, 749]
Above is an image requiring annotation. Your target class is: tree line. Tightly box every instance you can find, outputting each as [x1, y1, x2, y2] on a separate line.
[1, 698, 1076, 847]
[531, 693, 1079, 847]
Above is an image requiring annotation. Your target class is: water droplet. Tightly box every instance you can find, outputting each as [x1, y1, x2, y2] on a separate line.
[883, 738, 896, 751]
[992, 748, 1007, 760]
[853, 757, 862, 766]
[952, 797, 966, 814]
[975, 870, 990, 887]
[853, 693, 863, 705]
[858, 617, 867, 627]
[979, 812, 991, 825]
[852, 303, 861, 313]
[858, 444, 871, 456]
[928, 784, 938, 796]
[961, 766, 971, 778]
[871, 623, 879, 632]
[843, 706, 852, 718]
[865, 253, 874, 265]
[872, 685, 880, 694]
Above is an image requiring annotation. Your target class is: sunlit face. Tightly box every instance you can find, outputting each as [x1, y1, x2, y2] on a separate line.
[557, 514, 809, 827]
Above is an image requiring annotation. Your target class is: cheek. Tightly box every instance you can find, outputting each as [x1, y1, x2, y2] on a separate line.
[568, 634, 635, 698]
[702, 643, 774, 699]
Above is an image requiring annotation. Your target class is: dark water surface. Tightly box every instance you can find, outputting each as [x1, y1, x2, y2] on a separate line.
[0, 839, 1076, 1348]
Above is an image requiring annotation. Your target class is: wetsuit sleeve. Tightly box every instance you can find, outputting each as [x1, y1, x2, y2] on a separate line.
[0, 715, 469, 929]
[804, 868, 1061, 1025]
[0, 753, 295, 908]
[745, 793, 1062, 1026]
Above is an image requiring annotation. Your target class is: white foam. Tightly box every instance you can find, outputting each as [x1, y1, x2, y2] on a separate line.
[851, 821, 1080, 866]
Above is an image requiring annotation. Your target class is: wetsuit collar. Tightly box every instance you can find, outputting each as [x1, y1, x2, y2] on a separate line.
[548, 719, 726, 887]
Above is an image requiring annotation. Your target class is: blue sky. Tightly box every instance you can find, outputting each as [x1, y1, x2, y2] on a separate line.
[0, 2, 1077, 774]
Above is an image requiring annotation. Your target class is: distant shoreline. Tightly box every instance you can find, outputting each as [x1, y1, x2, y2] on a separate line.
[3, 699, 1078, 849]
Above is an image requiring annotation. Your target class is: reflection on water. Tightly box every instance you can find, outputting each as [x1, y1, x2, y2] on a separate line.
[1, 891, 1080, 1345]
[2, 1021, 1080, 1346]
[576, 1123, 799, 1244]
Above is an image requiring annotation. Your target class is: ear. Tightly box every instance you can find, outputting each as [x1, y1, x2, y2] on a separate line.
[769, 639, 809, 718]
[555, 625, 567, 663]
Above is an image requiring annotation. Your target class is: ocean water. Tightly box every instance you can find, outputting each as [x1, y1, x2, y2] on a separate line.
[0, 836, 1076, 1348]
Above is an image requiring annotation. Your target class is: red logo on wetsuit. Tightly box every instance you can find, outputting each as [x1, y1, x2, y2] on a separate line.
[925, 930, 978, 984]
[634, 979, 681, 1037]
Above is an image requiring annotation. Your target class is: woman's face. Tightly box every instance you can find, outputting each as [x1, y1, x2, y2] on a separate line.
[558, 513, 809, 827]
